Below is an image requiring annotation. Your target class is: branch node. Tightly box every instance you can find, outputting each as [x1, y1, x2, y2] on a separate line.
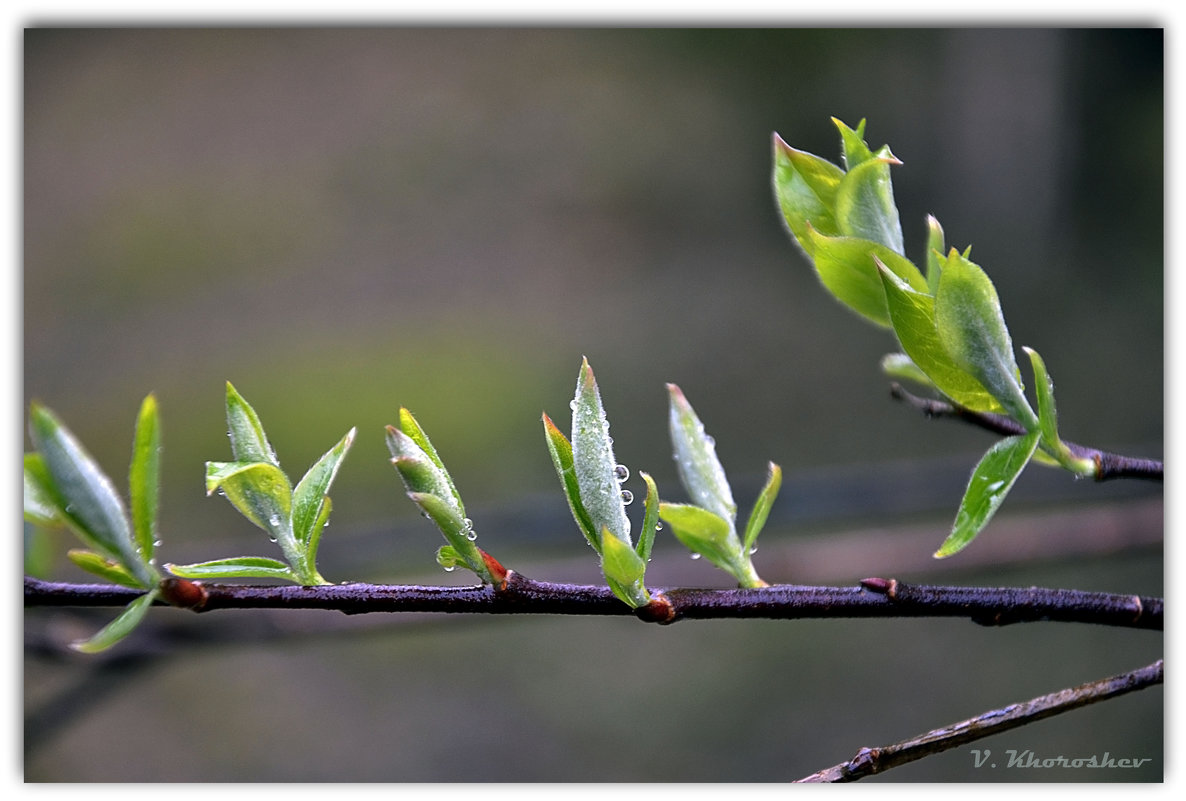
[859, 577, 892, 595]
[158, 578, 208, 611]
[636, 592, 677, 624]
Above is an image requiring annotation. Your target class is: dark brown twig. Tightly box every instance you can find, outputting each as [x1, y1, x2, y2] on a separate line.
[889, 383, 1163, 481]
[23, 575, 1163, 631]
[796, 658, 1164, 782]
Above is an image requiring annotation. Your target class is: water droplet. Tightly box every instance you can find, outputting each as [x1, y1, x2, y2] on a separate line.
[704, 435, 715, 447]
[613, 464, 629, 482]
[268, 514, 282, 528]
[467, 528, 478, 541]
[655, 521, 663, 531]
[690, 552, 702, 560]
[443, 565, 456, 572]
[620, 489, 634, 505]
[749, 545, 759, 555]
[986, 481, 1005, 493]
[569, 399, 578, 411]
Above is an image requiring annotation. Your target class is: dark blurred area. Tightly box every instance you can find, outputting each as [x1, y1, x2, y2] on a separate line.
[23, 28, 1162, 781]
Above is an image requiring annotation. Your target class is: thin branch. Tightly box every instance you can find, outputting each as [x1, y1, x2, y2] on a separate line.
[796, 658, 1164, 782]
[24, 575, 1163, 631]
[889, 383, 1163, 481]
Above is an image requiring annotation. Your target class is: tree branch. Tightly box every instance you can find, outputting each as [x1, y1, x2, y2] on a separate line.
[889, 383, 1163, 481]
[23, 575, 1163, 631]
[796, 658, 1164, 782]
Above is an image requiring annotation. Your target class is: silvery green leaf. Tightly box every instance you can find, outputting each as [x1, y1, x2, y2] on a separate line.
[935, 431, 1040, 558]
[28, 402, 155, 588]
[807, 228, 926, 327]
[666, 383, 736, 524]
[386, 426, 465, 522]
[925, 214, 945, 295]
[406, 491, 491, 583]
[128, 394, 161, 564]
[571, 358, 631, 546]
[543, 412, 597, 550]
[67, 549, 143, 588]
[71, 590, 158, 654]
[397, 408, 464, 516]
[635, 471, 660, 564]
[205, 460, 293, 547]
[742, 462, 782, 555]
[658, 502, 736, 569]
[1023, 347, 1094, 475]
[292, 427, 355, 547]
[599, 526, 649, 608]
[224, 382, 279, 466]
[934, 250, 1038, 429]
[166, 556, 295, 581]
[835, 156, 904, 255]
[771, 133, 845, 256]
[23, 453, 60, 526]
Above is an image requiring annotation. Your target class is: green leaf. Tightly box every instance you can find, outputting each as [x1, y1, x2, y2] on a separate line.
[292, 427, 355, 547]
[205, 460, 293, 546]
[302, 495, 333, 577]
[934, 250, 1038, 429]
[834, 156, 904, 255]
[925, 214, 945, 296]
[23, 453, 61, 526]
[742, 462, 781, 555]
[397, 409, 464, 515]
[1023, 347, 1094, 476]
[571, 357, 631, 546]
[386, 427, 465, 522]
[833, 117, 873, 168]
[877, 261, 1005, 413]
[666, 383, 736, 524]
[636, 471, 660, 564]
[128, 394, 161, 564]
[435, 544, 465, 571]
[658, 502, 737, 570]
[71, 590, 158, 654]
[28, 403, 154, 588]
[224, 382, 278, 466]
[879, 353, 937, 390]
[543, 412, 598, 550]
[166, 556, 295, 581]
[772, 133, 845, 255]
[807, 229, 926, 327]
[407, 491, 491, 582]
[598, 527, 649, 608]
[935, 431, 1040, 558]
[67, 549, 144, 588]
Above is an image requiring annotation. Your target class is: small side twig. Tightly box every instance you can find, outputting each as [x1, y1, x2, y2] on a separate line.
[796, 658, 1164, 782]
[889, 383, 1163, 481]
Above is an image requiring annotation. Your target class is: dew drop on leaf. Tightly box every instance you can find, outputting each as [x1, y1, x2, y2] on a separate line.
[613, 464, 629, 482]
[620, 489, 634, 505]
[690, 552, 702, 560]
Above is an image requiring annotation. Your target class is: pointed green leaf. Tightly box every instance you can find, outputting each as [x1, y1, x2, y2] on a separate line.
[398, 409, 464, 515]
[407, 491, 491, 582]
[772, 133, 845, 255]
[925, 215, 945, 296]
[1023, 347, 1094, 476]
[28, 403, 154, 588]
[742, 462, 782, 555]
[293, 427, 355, 547]
[67, 549, 143, 588]
[934, 250, 1038, 429]
[543, 412, 598, 550]
[23, 453, 60, 526]
[833, 117, 873, 169]
[71, 590, 158, 654]
[386, 427, 465, 521]
[571, 358, 631, 546]
[879, 353, 937, 390]
[166, 556, 295, 581]
[128, 394, 161, 563]
[435, 544, 465, 571]
[225, 382, 278, 466]
[205, 460, 293, 546]
[807, 229, 925, 327]
[935, 431, 1040, 558]
[636, 472, 660, 564]
[658, 502, 737, 569]
[835, 156, 904, 255]
[667, 383, 736, 524]
[599, 526, 649, 608]
[877, 261, 1005, 413]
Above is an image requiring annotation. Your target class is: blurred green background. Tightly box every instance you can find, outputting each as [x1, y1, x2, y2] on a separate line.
[23, 28, 1162, 781]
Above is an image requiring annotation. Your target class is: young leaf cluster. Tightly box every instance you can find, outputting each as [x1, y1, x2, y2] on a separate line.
[167, 382, 354, 586]
[23, 396, 162, 651]
[773, 118, 1095, 556]
[544, 358, 782, 603]
[387, 408, 502, 585]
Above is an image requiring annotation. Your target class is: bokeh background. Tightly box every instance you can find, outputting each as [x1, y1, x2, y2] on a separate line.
[23, 28, 1162, 781]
